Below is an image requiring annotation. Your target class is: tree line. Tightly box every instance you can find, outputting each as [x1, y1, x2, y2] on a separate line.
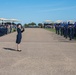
[24, 22, 43, 28]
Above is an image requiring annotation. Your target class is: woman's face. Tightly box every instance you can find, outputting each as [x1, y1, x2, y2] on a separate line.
[18, 25, 21, 28]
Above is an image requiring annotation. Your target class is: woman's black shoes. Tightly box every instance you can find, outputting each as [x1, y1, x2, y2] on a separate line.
[17, 50, 22, 52]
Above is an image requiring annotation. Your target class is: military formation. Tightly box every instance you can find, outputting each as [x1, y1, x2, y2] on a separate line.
[55, 22, 76, 40]
[0, 23, 17, 36]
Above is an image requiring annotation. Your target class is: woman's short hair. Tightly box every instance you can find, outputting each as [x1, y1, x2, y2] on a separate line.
[17, 23, 22, 27]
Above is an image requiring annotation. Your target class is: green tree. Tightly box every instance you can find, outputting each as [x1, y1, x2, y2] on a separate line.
[24, 23, 29, 28]
[24, 22, 37, 28]
[28, 22, 36, 26]
[38, 23, 43, 28]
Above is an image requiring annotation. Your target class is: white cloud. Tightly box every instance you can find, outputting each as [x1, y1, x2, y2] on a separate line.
[38, 6, 76, 13]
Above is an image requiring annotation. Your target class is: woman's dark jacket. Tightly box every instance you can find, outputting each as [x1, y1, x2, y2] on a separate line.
[16, 28, 24, 44]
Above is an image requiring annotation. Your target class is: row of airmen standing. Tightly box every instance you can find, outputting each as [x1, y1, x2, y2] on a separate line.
[55, 22, 76, 40]
[0, 24, 17, 36]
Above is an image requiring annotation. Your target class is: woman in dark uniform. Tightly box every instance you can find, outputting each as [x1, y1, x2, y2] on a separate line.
[16, 24, 24, 52]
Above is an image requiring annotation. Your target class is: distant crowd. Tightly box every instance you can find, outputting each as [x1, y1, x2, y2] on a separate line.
[0, 23, 17, 36]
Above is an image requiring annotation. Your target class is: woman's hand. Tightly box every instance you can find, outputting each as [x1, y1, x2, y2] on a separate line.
[21, 27, 25, 32]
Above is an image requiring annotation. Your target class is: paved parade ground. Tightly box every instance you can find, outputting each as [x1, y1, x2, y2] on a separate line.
[0, 28, 76, 75]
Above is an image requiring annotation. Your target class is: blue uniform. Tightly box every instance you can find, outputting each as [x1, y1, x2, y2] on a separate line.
[68, 23, 75, 40]
[74, 22, 76, 37]
[55, 24, 60, 35]
[64, 23, 68, 38]
[60, 23, 64, 36]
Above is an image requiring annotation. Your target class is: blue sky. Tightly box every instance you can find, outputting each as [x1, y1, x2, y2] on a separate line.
[0, 0, 76, 24]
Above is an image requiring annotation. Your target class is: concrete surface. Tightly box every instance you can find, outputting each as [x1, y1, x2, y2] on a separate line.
[0, 28, 76, 75]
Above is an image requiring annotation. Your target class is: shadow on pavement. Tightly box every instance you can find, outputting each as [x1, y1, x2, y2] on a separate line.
[3, 48, 17, 51]
[58, 39, 76, 43]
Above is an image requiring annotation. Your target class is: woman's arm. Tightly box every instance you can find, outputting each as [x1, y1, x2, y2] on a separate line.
[21, 27, 25, 33]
